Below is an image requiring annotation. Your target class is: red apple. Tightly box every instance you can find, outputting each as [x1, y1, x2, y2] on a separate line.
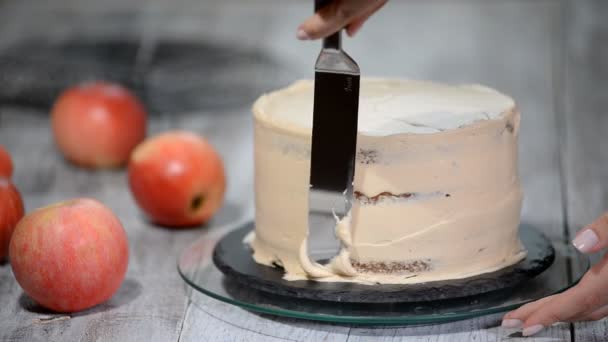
[51, 81, 147, 168]
[128, 131, 226, 227]
[9, 198, 129, 313]
[0, 145, 13, 178]
[0, 178, 24, 260]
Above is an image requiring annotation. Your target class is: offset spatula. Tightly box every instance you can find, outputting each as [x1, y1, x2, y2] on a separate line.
[307, 0, 360, 264]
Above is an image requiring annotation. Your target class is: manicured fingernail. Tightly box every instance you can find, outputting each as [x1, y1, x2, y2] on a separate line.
[501, 319, 523, 328]
[296, 29, 310, 40]
[522, 324, 544, 337]
[572, 229, 599, 253]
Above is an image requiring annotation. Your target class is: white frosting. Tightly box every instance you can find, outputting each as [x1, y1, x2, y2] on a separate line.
[260, 79, 515, 136]
[249, 79, 526, 285]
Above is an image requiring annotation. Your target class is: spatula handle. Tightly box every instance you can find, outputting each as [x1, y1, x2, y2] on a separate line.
[314, 0, 330, 11]
[314, 0, 342, 50]
[323, 32, 341, 50]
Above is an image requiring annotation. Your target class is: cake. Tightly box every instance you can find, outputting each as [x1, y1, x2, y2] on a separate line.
[247, 78, 527, 285]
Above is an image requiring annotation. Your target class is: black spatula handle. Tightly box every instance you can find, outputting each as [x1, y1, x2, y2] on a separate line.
[314, 0, 341, 50]
[314, 0, 331, 11]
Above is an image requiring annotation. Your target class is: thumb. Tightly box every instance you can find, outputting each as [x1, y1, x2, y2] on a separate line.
[573, 213, 608, 254]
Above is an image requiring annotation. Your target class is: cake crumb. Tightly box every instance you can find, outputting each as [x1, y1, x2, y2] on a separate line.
[357, 149, 379, 164]
[354, 191, 414, 205]
[351, 260, 431, 274]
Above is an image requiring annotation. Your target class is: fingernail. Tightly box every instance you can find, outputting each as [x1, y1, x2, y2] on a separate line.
[501, 319, 523, 328]
[522, 324, 544, 337]
[572, 229, 599, 253]
[296, 29, 310, 40]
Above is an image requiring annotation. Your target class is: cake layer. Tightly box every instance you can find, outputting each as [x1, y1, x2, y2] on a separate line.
[257, 79, 515, 136]
[249, 79, 526, 284]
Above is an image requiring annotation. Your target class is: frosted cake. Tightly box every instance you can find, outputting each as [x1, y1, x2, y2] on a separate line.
[247, 79, 526, 285]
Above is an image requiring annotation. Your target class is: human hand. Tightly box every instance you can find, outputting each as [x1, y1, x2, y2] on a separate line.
[501, 213, 608, 336]
[296, 0, 388, 40]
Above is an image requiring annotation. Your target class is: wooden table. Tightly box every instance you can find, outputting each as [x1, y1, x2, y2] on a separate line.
[1, 0, 607, 340]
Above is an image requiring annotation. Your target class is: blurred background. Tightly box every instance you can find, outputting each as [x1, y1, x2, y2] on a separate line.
[0, 0, 605, 231]
[0, 0, 573, 113]
[1, 1, 608, 339]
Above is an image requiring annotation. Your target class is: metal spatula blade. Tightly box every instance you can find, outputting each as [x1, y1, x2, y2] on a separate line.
[307, 14, 360, 263]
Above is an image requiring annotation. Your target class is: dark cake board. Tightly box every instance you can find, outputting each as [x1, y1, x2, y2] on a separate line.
[213, 223, 555, 303]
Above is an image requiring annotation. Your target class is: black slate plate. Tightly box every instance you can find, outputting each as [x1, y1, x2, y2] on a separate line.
[213, 223, 555, 303]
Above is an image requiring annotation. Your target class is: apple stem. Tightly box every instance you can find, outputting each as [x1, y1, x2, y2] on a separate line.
[191, 194, 205, 211]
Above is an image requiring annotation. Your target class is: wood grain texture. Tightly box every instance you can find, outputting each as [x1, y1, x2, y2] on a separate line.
[0, 0, 602, 340]
[561, 0, 608, 340]
[0, 110, 197, 342]
[181, 290, 350, 342]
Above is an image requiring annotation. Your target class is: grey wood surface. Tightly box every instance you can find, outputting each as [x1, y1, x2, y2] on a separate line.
[0, 0, 606, 341]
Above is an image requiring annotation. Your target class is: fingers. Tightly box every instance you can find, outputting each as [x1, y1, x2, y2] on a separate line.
[580, 304, 608, 321]
[501, 211, 608, 336]
[501, 295, 555, 328]
[502, 287, 591, 336]
[520, 286, 602, 335]
[345, 0, 387, 37]
[501, 253, 608, 336]
[297, 0, 386, 40]
[572, 212, 608, 254]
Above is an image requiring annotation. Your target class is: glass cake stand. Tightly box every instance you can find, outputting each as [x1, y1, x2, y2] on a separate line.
[178, 222, 588, 325]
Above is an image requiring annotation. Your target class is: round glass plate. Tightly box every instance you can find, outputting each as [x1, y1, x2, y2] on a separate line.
[212, 224, 555, 303]
[178, 223, 589, 325]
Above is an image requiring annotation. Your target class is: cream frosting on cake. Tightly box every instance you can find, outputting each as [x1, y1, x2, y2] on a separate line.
[248, 78, 527, 285]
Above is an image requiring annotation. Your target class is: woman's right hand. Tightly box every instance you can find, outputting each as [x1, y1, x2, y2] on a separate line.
[296, 0, 388, 41]
[502, 212, 608, 336]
